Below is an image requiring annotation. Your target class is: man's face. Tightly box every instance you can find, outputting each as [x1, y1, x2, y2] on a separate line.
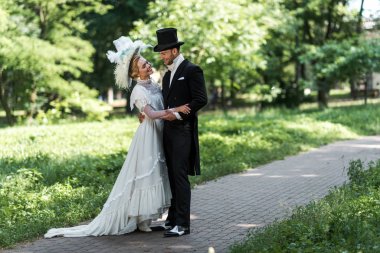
[159, 49, 176, 66]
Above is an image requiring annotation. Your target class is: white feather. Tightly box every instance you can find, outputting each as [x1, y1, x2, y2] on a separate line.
[106, 51, 119, 64]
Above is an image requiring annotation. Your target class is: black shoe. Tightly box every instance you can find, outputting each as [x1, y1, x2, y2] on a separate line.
[164, 225, 190, 237]
[150, 221, 173, 231]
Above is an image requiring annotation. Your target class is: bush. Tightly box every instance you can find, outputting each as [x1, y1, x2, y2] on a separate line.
[35, 97, 112, 124]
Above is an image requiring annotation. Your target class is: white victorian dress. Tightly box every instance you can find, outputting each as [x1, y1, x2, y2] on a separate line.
[44, 79, 171, 237]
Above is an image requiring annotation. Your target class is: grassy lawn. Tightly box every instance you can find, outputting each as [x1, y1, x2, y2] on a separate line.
[0, 102, 379, 248]
[230, 159, 380, 253]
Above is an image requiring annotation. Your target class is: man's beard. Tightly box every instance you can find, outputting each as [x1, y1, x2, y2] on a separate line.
[166, 54, 175, 65]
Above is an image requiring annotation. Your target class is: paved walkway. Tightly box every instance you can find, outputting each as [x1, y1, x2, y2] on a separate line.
[3, 136, 380, 253]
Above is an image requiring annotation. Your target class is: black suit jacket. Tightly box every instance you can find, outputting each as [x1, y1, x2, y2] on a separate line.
[162, 59, 207, 175]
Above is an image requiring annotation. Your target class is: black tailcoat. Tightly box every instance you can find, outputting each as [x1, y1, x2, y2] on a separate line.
[162, 59, 207, 175]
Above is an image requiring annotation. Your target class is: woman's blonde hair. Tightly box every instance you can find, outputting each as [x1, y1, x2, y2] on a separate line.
[129, 54, 140, 80]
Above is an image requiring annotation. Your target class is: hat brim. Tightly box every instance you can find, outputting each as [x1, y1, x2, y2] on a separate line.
[153, 42, 184, 52]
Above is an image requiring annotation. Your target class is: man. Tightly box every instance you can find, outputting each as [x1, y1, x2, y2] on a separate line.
[153, 28, 207, 237]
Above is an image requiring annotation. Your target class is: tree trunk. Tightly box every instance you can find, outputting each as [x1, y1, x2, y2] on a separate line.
[325, 0, 335, 40]
[292, 0, 307, 108]
[295, 32, 301, 85]
[0, 97, 14, 125]
[229, 74, 235, 105]
[26, 86, 38, 121]
[38, 5, 48, 39]
[317, 90, 328, 109]
[25, 4, 49, 121]
[364, 73, 370, 105]
[349, 77, 357, 99]
[294, 0, 302, 86]
[356, 0, 365, 34]
[221, 80, 226, 111]
[317, 79, 329, 109]
[0, 72, 15, 125]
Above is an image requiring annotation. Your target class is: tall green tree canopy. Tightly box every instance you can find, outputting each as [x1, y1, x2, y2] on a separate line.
[82, 0, 152, 93]
[302, 38, 380, 86]
[0, 0, 112, 124]
[130, 0, 283, 104]
[261, 0, 361, 107]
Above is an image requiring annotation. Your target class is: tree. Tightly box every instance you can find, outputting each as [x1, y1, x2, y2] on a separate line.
[82, 0, 152, 114]
[296, 0, 358, 108]
[302, 38, 380, 106]
[258, 4, 302, 108]
[0, 0, 112, 124]
[130, 0, 283, 109]
[262, 0, 359, 108]
[82, 0, 151, 90]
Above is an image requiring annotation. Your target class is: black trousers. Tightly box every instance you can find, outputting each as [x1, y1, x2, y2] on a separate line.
[163, 121, 192, 227]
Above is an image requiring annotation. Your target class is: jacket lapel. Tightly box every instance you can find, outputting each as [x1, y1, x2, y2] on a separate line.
[166, 59, 188, 100]
[162, 71, 171, 103]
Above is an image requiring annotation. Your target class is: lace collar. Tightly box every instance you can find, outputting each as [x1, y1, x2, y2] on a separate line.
[136, 78, 152, 87]
[136, 78, 161, 93]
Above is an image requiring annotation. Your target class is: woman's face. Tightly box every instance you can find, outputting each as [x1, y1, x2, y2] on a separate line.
[137, 57, 153, 79]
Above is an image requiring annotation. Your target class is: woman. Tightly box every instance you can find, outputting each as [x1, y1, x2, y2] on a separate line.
[44, 37, 189, 238]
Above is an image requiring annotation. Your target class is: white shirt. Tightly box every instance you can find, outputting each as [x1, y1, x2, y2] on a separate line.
[166, 54, 185, 120]
[167, 54, 185, 87]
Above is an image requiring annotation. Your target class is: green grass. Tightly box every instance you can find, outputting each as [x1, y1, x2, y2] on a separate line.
[0, 103, 379, 248]
[230, 159, 380, 253]
[0, 119, 138, 247]
[310, 104, 380, 135]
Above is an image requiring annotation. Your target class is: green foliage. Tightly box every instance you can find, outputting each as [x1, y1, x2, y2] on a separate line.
[36, 83, 112, 124]
[262, 0, 360, 107]
[0, 1, 112, 124]
[230, 159, 380, 253]
[302, 38, 380, 87]
[0, 0, 374, 122]
[131, 0, 283, 95]
[82, 0, 152, 93]
[250, 84, 282, 106]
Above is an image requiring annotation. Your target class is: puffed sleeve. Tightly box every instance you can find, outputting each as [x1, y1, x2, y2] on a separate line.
[130, 86, 151, 112]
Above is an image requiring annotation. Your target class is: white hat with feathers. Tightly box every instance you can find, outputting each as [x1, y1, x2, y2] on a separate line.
[106, 36, 151, 89]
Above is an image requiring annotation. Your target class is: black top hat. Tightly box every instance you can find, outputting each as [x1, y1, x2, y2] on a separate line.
[153, 28, 184, 52]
